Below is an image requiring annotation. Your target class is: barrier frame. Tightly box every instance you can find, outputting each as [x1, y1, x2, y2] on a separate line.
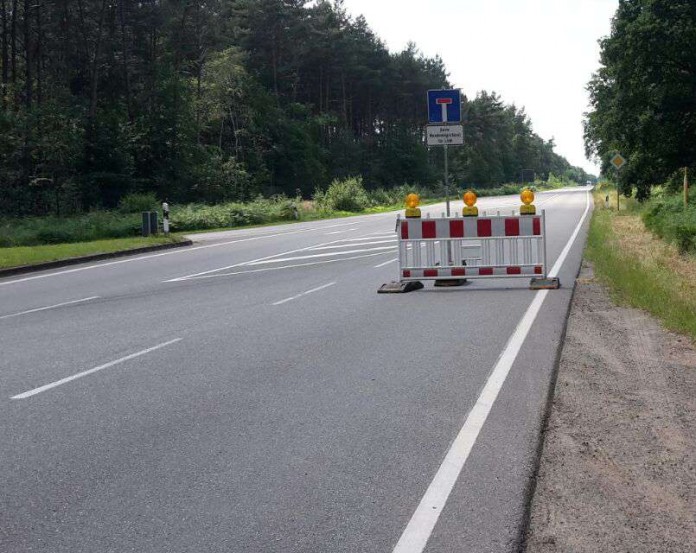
[395, 210, 549, 283]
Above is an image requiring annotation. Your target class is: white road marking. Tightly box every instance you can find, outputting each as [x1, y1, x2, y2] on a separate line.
[307, 239, 396, 251]
[245, 246, 397, 266]
[166, 237, 350, 281]
[0, 296, 100, 321]
[321, 226, 360, 235]
[179, 251, 395, 281]
[11, 338, 182, 399]
[0, 221, 375, 288]
[375, 258, 398, 268]
[272, 282, 336, 306]
[392, 191, 591, 553]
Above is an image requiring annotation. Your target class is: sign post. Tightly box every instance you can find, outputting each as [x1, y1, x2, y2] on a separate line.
[427, 90, 463, 217]
[610, 153, 626, 211]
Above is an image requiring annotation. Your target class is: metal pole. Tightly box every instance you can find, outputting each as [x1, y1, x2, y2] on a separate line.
[542, 210, 548, 278]
[616, 171, 620, 212]
[444, 144, 450, 217]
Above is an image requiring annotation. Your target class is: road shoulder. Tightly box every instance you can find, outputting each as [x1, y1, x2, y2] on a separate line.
[525, 262, 696, 552]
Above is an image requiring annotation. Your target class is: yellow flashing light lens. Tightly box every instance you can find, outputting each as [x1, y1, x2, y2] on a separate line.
[405, 193, 420, 209]
[463, 190, 477, 207]
[521, 189, 535, 205]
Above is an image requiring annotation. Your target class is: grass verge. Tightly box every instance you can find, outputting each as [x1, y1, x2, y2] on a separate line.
[0, 235, 183, 270]
[586, 188, 696, 340]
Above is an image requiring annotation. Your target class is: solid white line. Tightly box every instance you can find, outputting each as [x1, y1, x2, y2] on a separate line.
[0, 221, 373, 288]
[392, 191, 590, 553]
[11, 338, 182, 399]
[307, 239, 396, 250]
[247, 246, 397, 266]
[166, 237, 349, 281]
[181, 251, 395, 280]
[272, 282, 336, 306]
[0, 296, 100, 321]
[375, 258, 398, 268]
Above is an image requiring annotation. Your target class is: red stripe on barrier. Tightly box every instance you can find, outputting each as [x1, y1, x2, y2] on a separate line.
[478, 267, 493, 276]
[401, 221, 409, 239]
[507, 267, 522, 275]
[422, 220, 436, 239]
[535, 266, 543, 274]
[505, 218, 520, 236]
[477, 219, 492, 237]
[424, 269, 438, 277]
[449, 220, 464, 238]
[533, 217, 541, 236]
[451, 267, 466, 276]
[403, 270, 411, 278]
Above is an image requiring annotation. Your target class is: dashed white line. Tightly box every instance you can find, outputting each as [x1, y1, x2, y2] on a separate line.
[391, 190, 591, 553]
[11, 338, 182, 399]
[272, 282, 336, 306]
[0, 296, 100, 321]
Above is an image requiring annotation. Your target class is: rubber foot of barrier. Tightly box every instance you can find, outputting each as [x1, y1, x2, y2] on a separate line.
[434, 279, 469, 287]
[377, 281, 424, 294]
[529, 277, 561, 290]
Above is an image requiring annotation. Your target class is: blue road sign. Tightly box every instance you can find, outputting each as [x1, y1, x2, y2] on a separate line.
[427, 89, 461, 123]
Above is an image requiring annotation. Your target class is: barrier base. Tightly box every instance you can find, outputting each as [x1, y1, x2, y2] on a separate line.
[434, 278, 469, 287]
[529, 277, 561, 290]
[378, 280, 424, 294]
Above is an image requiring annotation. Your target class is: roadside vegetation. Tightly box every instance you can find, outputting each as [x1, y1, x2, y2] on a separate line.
[0, 236, 182, 270]
[586, 184, 696, 340]
[0, 177, 570, 250]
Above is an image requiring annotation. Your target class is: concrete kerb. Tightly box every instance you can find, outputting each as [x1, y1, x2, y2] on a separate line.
[0, 239, 193, 278]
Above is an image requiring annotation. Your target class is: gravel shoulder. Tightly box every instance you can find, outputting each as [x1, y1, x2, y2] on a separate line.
[525, 262, 696, 552]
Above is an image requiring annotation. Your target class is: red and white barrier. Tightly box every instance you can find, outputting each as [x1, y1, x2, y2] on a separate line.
[396, 211, 548, 283]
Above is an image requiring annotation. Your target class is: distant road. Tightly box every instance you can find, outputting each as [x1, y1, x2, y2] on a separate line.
[0, 188, 591, 552]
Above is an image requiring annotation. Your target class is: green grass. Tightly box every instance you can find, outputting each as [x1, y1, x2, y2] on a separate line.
[0, 235, 183, 269]
[586, 192, 696, 340]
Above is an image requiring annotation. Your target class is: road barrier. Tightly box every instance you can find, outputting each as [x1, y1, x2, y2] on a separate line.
[379, 190, 560, 293]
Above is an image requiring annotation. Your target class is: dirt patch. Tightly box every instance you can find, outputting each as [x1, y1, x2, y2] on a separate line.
[525, 262, 696, 553]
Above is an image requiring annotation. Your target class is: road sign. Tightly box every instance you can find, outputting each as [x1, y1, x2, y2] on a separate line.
[610, 153, 626, 170]
[427, 89, 461, 123]
[426, 124, 464, 146]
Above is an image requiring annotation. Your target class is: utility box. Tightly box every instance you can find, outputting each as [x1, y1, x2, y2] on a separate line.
[142, 211, 158, 236]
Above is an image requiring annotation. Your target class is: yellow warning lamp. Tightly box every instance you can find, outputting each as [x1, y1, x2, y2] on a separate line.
[462, 190, 478, 217]
[520, 188, 536, 215]
[405, 193, 421, 218]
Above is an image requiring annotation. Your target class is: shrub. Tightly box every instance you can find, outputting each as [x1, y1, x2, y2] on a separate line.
[642, 194, 696, 254]
[118, 193, 159, 213]
[314, 176, 369, 212]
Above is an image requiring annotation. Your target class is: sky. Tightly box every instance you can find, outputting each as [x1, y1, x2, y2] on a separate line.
[340, 0, 618, 175]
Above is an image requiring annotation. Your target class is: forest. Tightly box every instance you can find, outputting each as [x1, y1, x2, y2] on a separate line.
[0, 0, 592, 217]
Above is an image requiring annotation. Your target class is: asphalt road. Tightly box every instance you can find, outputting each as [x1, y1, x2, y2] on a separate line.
[0, 188, 592, 553]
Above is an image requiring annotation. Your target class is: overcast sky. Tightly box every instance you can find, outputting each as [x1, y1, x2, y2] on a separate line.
[340, 0, 618, 175]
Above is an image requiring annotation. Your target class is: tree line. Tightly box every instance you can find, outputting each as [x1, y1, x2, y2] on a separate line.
[0, 0, 590, 217]
[585, 0, 696, 200]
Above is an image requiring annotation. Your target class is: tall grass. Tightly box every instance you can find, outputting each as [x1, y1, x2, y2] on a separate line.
[586, 196, 696, 339]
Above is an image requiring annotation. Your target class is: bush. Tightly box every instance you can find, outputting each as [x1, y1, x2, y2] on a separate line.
[642, 193, 696, 254]
[168, 196, 299, 232]
[314, 176, 369, 212]
[118, 193, 158, 213]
